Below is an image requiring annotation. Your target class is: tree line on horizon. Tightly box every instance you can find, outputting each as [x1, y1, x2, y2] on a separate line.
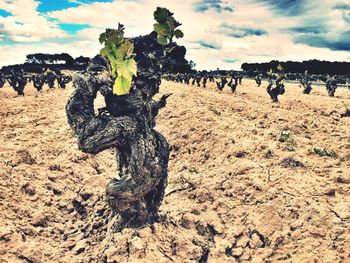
[1, 52, 194, 74]
[2, 54, 350, 76]
[1, 53, 91, 74]
[241, 60, 350, 75]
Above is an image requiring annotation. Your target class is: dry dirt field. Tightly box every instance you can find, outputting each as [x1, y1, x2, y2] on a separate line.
[0, 79, 350, 263]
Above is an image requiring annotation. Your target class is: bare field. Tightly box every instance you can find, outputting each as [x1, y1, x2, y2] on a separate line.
[0, 79, 349, 262]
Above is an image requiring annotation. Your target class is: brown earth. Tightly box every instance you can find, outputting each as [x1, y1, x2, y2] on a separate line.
[0, 79, 349, 263]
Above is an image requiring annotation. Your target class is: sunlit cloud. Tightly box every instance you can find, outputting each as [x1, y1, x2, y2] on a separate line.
[0, 0, 349, 70]
[194, 0, 234, 13]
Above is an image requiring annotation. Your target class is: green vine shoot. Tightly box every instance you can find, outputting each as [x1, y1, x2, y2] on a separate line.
[99, 8, 184, 95]
[99, 23, 137, 95]
[153, 7, 184, 45]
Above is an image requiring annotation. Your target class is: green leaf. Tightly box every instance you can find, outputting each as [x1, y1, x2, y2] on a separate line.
[153, 7, 184, 44]
[154, 23, 171, 36]
[154, 7, 172, 23]
[110, 60, 118, 78]
[174, 29, 184, 39]
[157, 34, 168, 45]
[113, 75, 132, 95]
[124, 59, 137, 76]
[100, 47, 109, 57]
[99, 25, 138, 96]
[99, 32, 107, 44]
[103, 28, 124, 47]
[116, 58, 137, 78]
[109, 34, 124, 47]
[115, 40, 134, 60]
[166, 17, 181, 29]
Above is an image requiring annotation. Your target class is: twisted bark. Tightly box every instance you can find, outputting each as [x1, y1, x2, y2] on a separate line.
[32, 75, 45, 91]
[66, 32, 187, 230]
[7, 75, 27, 96]
[0, 74, 5, 89]
[326, 78, 337, 97]
[267, 75, 285, 102]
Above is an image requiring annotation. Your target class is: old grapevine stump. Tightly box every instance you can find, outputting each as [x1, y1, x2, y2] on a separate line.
[66, 32, 188, 231]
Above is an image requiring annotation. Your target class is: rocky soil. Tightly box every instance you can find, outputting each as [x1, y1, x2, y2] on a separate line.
[0, 79, 349, 262]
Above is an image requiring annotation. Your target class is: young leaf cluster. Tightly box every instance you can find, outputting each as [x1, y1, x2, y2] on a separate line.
[277, 63, 284, 72]
[99, 23, 137, 95]
[153, 7, 184, 45]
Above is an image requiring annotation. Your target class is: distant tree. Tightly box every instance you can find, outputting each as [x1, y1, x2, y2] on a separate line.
[60, 53, 74, 65]
[26, 53, 74, 65]
[74, 56, 90, 65]
[241, 60, 350, 75]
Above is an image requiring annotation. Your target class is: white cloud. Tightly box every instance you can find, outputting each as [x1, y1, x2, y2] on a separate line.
[0, 0, 68, 43]
[0, 0, 349, 69]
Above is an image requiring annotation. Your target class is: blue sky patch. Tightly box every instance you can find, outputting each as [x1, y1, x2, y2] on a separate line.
[0, 36, 15, 46]
[223, 59, 239, 63]
[0, 9, 12, 17]
[257, 0, 308, 17]
[218, 23, 268, 38]
[37, 0, 113, 13]
[285, 25, 328, 34]
[198, 40, 221, 49]
[59, 23, 92, 34]
[194, 0, 234, 13]
[295, 30, 350, 51]
[334, 3, 350, 10]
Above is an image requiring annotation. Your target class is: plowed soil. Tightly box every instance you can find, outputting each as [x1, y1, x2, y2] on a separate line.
[0, 79, 349, 262]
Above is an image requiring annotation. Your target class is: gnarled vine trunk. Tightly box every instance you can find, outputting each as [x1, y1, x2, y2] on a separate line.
[267, 75, 285, 102]
[66, 32, 189, 231]
[326, 78, 337, 97]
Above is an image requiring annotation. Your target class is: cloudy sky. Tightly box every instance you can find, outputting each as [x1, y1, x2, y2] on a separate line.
[0, 0, 349, 70]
